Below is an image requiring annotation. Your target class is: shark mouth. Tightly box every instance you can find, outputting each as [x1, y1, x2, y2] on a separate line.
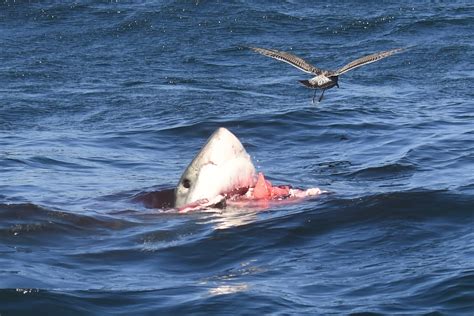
[135, 127, 323, 212]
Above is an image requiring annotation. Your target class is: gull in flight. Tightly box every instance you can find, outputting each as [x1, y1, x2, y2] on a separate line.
[248, 46, 404, 103]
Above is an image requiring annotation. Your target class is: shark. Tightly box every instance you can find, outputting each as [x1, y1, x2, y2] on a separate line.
[174, 127, 257, 209]
[135, 127, 323, 212]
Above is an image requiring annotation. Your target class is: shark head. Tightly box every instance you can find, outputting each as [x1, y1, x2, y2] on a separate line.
[174, 127, 256, 208]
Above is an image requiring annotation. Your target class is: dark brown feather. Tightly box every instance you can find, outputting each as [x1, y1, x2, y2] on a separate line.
[249, 47, 322, 75]
[335, 48, 404, 75]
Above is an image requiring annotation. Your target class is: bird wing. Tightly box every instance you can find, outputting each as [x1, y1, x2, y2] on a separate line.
[334, 48, 404, 76]
[248, 46, 323, 75]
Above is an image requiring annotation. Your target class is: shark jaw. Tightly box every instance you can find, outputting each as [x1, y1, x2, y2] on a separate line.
[174, 127, 256, 208]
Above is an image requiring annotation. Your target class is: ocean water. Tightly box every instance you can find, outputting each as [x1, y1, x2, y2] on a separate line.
[1, 1, 473, 314]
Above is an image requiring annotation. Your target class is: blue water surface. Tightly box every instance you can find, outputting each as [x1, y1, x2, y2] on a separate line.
[1, 1, 473, 314]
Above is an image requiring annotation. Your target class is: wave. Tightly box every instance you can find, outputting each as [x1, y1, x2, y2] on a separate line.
[2, 267, 473, 314]
[0, 203, 139, 241]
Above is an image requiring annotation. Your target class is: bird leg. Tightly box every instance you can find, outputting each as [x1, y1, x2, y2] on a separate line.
[318, 89, 326, 102]
[312, 90, 318, 104]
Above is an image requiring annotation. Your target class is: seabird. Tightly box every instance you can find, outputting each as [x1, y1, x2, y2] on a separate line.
[248, 46, 404, 103]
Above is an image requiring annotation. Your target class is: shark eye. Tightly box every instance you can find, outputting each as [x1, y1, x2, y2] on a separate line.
[182, 179, 191, 189]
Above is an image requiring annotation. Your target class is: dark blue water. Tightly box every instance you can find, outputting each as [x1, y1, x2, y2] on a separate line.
[1, 1, 473, 314]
